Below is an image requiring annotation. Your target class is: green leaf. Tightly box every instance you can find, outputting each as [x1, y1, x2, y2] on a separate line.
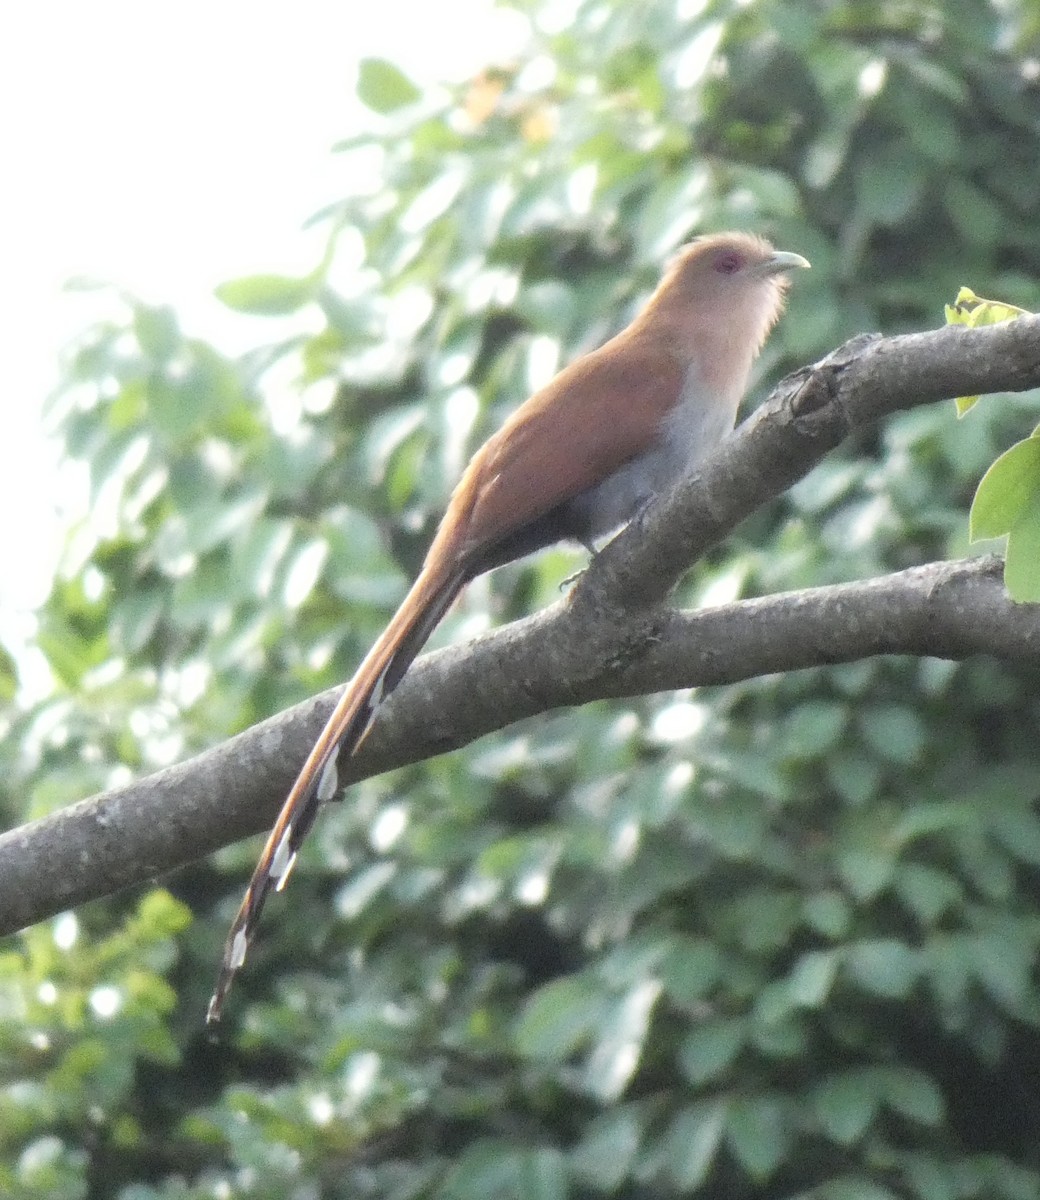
[281, 537, 330, 609]
[813, 1070, 881, 1145]
[895, 863, 963, 924]
[880, 1067, 944, 1127]
[439, 1141, 520, 1200]
[751, 978, 799, 1027]
[215, 272, 316, 315]
[802, 892, 852, 939]
[812, 1178, 901, 1200]
[149, 370, 214, 443]
[570, 1107, 644, 1190]
[845, 939, 920, 999]
[902, 1155, 957, 1200]
[892, 799, 978, 846]
[516, 1148, 567, 1200]
[970, 435, 1040, 540]
[961, 1157, 1040, 1200]
[854, 144, 922, 226]
[134, 889, 192, 938]
[946, 287, 1028, 328]
[989, 802, 1040, 866]
[778, 701, 847, 759]
[661, 936, 721, 1004]
[14, 1135, 88, 1193]
[583, 979, 661, 1100]
[725, 887, 801, 953]
[678, 1017, 745, 1084]
[945, 179, 1004, 247]
[132, 303, 180, 362]
[826, 750, 882, 806]
[662, 1101, 727, 1190]
[0, 642, 18, 704]
[944, 287, 1029, 413]
[1004, 496, 1040, 602]
[725, 1095, 790, 1181]
[836, 810, 897, 900]
[786, 948, 840, 1007]
[857, 703, 926, 766]
[750, 1010, 807, 1060]
[513, 974, 603, 1061]
[970, 927, 1033, 1009]
[356, 58, 421, 114]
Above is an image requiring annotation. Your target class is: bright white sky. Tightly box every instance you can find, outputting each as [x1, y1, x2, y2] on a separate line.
[0, 0, 524, 686]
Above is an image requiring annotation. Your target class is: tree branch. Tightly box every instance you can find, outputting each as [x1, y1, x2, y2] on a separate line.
[3, 318, 1040, 936]
[594, 317, 1040, 608]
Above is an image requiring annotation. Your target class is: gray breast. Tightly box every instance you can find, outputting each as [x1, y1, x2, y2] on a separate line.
[566, 367, 738, 542]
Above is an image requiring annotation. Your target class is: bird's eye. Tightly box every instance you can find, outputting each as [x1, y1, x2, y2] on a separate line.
[713, 251, 744, 275]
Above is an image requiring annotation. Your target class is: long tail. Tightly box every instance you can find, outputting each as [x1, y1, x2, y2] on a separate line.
[207, 560, 469, 1023]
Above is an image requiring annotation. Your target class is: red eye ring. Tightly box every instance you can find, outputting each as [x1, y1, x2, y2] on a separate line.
[713, 251, 745, 275]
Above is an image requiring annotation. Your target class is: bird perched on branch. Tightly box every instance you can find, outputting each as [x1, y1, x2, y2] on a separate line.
[207, 231, 809, 1023]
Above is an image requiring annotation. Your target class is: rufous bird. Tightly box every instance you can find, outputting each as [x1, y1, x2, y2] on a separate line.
[207, 231, 809, 1022]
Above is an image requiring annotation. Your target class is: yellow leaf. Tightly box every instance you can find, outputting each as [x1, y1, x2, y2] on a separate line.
[945, 287, 1032, 414]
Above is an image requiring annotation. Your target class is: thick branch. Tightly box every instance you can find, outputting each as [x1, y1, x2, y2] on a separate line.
[588, 317, 1040, 608]
[2, 318, 1040, 936]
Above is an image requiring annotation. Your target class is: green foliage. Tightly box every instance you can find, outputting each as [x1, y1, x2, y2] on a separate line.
[0, 892, 188, 1199]
[214, 272, 320, 317]
[944, 286, 1030, 414]
[356, 58, 423, 115]
[944, 287, 1040, 600]
[970, 434, 1040, 600]
[6, 0, 1040, 1196]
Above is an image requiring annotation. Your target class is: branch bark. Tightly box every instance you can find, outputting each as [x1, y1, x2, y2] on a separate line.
[3, 318, 1040, 937]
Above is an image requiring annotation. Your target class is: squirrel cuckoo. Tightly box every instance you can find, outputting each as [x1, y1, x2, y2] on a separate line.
[207, 231, 809, 1022]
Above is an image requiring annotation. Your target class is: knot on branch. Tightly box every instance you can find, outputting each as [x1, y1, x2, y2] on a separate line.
[789, 333, 884, 421]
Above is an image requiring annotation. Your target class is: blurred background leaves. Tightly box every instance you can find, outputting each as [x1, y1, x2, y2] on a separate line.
[5, 0, 1040, 1196]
